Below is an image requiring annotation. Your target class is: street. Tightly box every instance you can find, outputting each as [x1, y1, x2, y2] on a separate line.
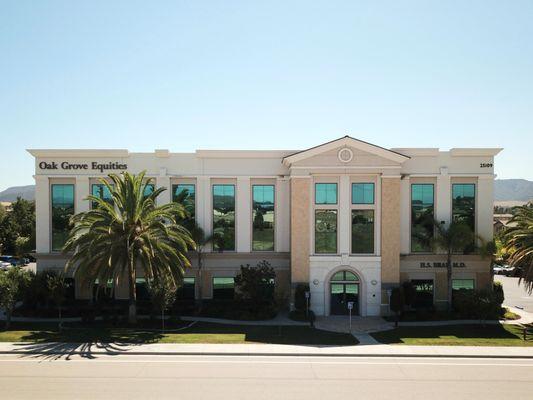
[495, 275, 533, 313]
[1, 354, 533, 400]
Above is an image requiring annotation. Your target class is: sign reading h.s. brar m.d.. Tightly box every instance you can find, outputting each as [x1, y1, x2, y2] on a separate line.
[38, 161, 128, 173]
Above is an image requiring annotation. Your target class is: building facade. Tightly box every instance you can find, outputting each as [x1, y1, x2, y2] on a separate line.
[28, 136, 502, 316]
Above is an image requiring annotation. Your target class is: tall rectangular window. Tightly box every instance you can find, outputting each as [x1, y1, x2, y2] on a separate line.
[411, 184, 435, 252]
[252, 185, 275, 251]
[213, 184, 235, 251]
[351, 210, 374, 254]
[91, 183, 113, 209]
[315, 210, 337, 253]
[452, 183, 476, 232]
[51, 184, 75, 251]
[212, 277, 235, 299]
[352, 183, 374, 204]
[315, 183, 337, 204]
[172, 184, 195, 219]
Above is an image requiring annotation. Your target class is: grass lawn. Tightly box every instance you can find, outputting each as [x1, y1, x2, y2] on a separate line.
[0, 321, 357, 346]
[371, 324, 533, 346]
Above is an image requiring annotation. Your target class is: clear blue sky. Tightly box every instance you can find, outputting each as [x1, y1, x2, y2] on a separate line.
[1, 1, 532, 192]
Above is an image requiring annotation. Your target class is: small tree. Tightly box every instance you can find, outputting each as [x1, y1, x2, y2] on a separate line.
[148, 276, 178, 332]
[401, 281, 416, 309]
[390, 287, 405, 327]
[432, 221, 475, 312]
[189, 223, 213, 311]
[234, 261, 276, 313]
[0, 267, 31, 329]
[47, 273, 67, 327]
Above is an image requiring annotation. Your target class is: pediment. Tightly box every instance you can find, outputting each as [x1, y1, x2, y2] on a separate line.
[282, 136, 409, 168]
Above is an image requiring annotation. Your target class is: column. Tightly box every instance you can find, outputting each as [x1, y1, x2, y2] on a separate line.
[436, 168, 451, 226]
[399, 176, 410, 254]
[157, 171, 172, 205]
[338, 175, 350, 255]
[380, 176, 401, 295]
[477, 175, 495, 242]
[236, 177, 251, 252]
[35, 176, 50, 254]
[275, 177, 290, 252]
[75, 176, 90, 213]
[290, 177, 311, 284]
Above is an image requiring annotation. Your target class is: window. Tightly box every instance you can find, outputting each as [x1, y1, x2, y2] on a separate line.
[177, 277, 196, 300]
[315, 183, 337, 204]
[91, 183, 113, 209]
[51, 184, 75, 251]
[452, 279, 475, 291]
[213, 277, 235, 299]
[452, 184, 476, 232]
[172, 184, 195, 219]
[143, 183, 155, 198]
[351, 210, 374, 254]
[252, 185, 275, 251]
[135, 278, 150, 301]
[352, 183, 374, 204]
[411, 184, 434, 252]
[331, 270, 359, 282]
[315, 210, 337, 253]
[213, 184, 236, 251]
[411, 279, 434, 308]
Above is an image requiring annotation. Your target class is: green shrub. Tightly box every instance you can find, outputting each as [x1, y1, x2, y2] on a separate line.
[235, 260, 276, 311]
[493, 281, 504, 306]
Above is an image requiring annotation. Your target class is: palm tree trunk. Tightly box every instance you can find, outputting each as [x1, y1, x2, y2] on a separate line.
[128, 257, 137, 324]
[447, 250, 453, 312]
[197, 251, 203, 312]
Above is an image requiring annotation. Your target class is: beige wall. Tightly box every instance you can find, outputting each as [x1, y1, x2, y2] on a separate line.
[380, 177, 401, 288]
[290, 178, 310, 284]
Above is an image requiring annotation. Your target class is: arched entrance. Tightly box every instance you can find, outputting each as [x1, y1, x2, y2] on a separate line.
[330, 270, 360, 315]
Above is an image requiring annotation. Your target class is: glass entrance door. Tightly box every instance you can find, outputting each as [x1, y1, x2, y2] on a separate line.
[330, 283, 359, 315]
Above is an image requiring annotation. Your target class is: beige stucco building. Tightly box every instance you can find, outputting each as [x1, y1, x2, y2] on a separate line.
[28, 136, 502, 316]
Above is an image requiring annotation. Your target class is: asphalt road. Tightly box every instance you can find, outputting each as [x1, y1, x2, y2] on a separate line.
[495, 275, 533, 313]
[1, 354, 533, 400]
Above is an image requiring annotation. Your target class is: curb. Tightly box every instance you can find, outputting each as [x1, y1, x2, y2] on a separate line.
[2, 350, 533, 359]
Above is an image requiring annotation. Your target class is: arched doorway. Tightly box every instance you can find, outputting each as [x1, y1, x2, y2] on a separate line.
[330, 270, 360, 315]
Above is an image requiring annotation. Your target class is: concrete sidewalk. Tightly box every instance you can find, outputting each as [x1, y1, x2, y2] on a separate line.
[1, 341, 533, 359]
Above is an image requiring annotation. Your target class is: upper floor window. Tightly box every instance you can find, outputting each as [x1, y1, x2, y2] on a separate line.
[351, 210, 374, 254]
[352, 183, 374, 204]
[252, 185, 275, 251]
[452, 184, 476, 233]
[213, 184, 235, 251]
[315, 183, 337, 204]
[411, 184, 434, 252]
[51, 184, 75, 251]
[143, 183, 155, 198]
[91, 183, 113, 209]
[172, 184, 195, 219]
[315, 209, 337, 254]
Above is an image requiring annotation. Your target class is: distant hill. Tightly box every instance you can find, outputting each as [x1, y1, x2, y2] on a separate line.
[0, 185, 35, 202]
[0, 178, 532, 203]
[494, 179, 533, 202]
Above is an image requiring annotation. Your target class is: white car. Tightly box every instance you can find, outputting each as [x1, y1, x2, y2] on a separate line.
[493, 265, 508, 275]
[0, 261, 11, 270]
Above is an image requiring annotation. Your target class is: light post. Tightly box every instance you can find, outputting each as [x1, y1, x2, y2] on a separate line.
[305, 291, 310, 317]
[347, 301, 354, 333]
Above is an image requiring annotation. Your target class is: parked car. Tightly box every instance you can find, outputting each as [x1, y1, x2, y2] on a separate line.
[0, 261, 11, 270]
[0, 256, 23, 266]
[493, 265, 508, 275]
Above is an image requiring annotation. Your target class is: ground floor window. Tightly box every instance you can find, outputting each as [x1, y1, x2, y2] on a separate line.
[213, 277, 235, 300]
[177, 277, 196, 300]
[411, 279, 434, 308]
[135, 278, 150, 301]
[452, 279, 475, 291]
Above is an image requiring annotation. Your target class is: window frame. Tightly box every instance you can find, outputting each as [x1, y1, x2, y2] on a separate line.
[410, 183, 435, 254]
[314, 209, 338, 254]
[212, 183, 236, 252]
[50, 183, 75, 252]
[172, 183, 196, 219]
[251, 184, 275, 252]
[351, 182, 375, 205]
[314, 183, 338, 205]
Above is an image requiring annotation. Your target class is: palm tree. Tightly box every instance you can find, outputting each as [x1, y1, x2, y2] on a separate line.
[503, 204, 533, 293]
[63, 171, 195, 324]
[189, 223, 213, 310]
[432, 221, 475, 311]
